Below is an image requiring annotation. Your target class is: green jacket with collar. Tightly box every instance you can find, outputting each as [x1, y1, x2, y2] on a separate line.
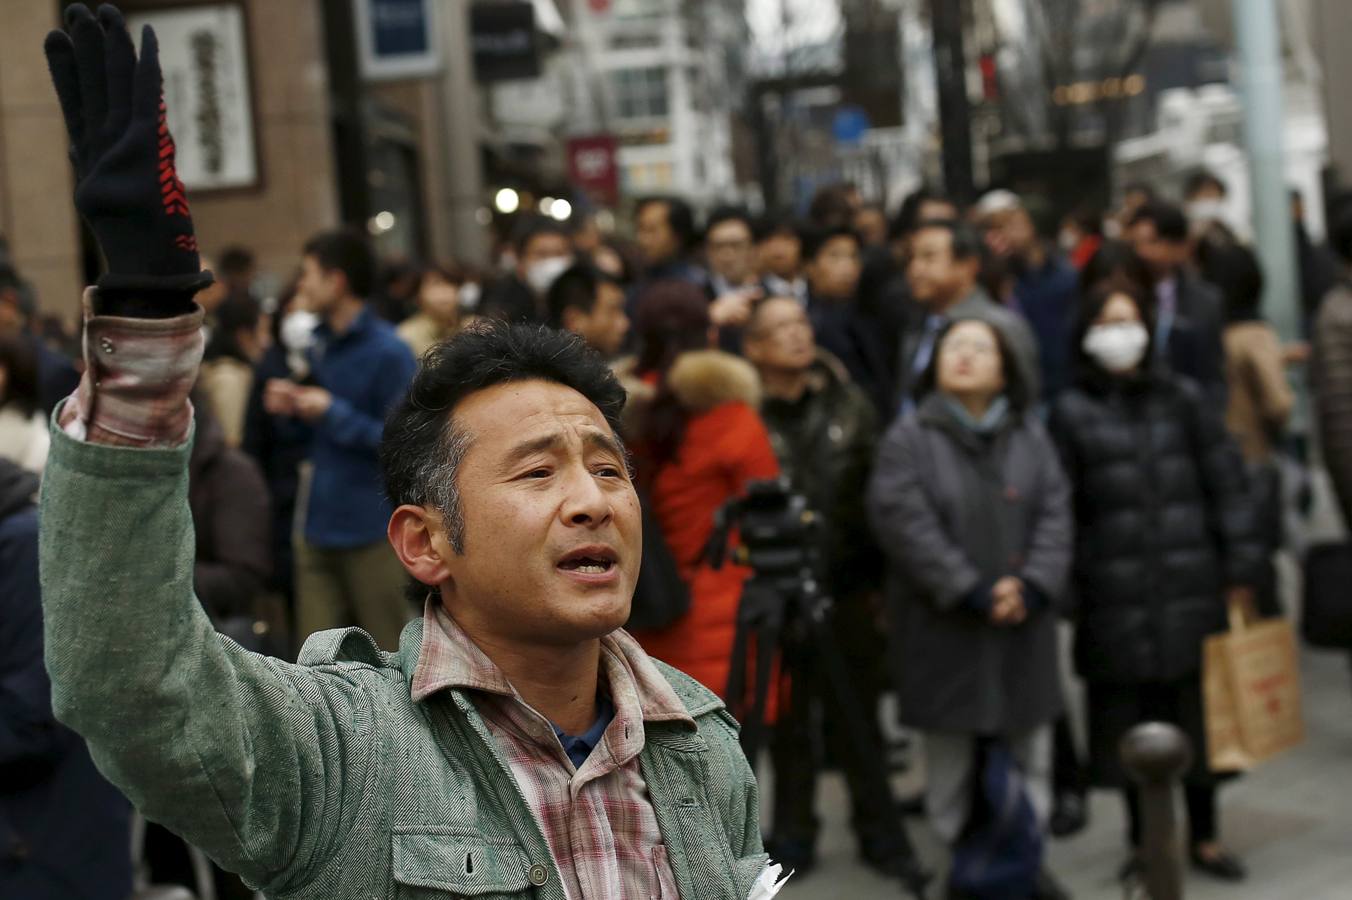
[38, 423, 768, 899]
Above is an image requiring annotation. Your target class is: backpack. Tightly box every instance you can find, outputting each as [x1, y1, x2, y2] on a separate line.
[624, 488, 691, 632]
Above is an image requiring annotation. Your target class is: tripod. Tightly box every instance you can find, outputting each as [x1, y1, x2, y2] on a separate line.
[724, 568, 931, 898]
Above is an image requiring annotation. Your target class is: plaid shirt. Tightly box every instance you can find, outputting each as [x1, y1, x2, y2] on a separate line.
[413, 600, 690, 899]
[65, 295, 690, 898]
[57, 291, 202, 445]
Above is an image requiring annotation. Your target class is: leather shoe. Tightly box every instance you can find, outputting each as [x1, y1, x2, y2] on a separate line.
[1050, 791, 1088, 838]
[1033, 867, 1072, 900]
[1190, 846, 1247, 881]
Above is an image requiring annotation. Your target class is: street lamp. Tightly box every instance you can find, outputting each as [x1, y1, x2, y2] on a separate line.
[495, 188, 521, 214]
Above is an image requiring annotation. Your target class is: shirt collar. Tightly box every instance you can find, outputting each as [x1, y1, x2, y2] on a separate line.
[315, 304, 373, 342]
[553, 694, 615, 769]
[410, 597, 695, 728]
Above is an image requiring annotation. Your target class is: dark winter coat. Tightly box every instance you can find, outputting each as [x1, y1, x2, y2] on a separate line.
[0, 460, 132, 899]
[1160, 271, 1227, 404]
[243, 344, 315, 597]
[1049, 370, 1263, 685]
[867, 395, 1073, 734]
[1312, 281, 1352, 527]
[190, 409, 272, 619]
[808, 292, 899, 419]
[759, 352, 881, 590]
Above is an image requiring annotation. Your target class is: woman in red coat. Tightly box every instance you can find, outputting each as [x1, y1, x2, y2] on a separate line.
[623, 283, 780, 697]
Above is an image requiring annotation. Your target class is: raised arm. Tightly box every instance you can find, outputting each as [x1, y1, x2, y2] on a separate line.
[39, 7, 373, 891]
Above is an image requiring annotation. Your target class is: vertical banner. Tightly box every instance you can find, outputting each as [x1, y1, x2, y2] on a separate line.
[567, 135, 620, 208]
[127, 4, 258, 191]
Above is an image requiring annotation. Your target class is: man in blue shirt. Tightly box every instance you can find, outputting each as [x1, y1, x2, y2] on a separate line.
[263, 230, 418, 649]
[975, 190, 1078, 401]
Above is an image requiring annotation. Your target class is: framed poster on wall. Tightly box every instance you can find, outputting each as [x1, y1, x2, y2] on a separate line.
[127, 3, 259, 191]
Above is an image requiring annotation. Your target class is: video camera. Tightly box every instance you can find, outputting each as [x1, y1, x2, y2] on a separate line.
[706, 478, 821, 580]
[709, 477, 932, 897]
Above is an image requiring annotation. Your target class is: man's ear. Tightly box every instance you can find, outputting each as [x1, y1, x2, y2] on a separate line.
[388, 505, 453, 589]
[742, 333, 763, 365]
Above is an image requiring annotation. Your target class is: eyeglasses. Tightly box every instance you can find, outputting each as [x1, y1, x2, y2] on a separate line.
[709, 239, 752, 252]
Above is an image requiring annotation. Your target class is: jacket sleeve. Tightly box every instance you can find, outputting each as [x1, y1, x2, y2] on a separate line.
[866, 421, 982, 610]
[0, 510, 62, 769]
[1019, 425, 1074, 613]
[1182, 382, 1265, 588]
[194, 452, 273, 618]
[1246, 329, 1295, 433]
[1189, 281, 1230, 405]
[1314, 294, 1352, 518]
[203, 362, 253, 447]
[726, 403, 781, 486]
[40, 422, 376, 894]
[831, 390, 883, 579]
[1003, 311, 1043, 405]
[316, 343, 417, 452]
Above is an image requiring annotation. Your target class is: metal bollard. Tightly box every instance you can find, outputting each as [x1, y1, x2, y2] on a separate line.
[1119, 722, 1193, 900]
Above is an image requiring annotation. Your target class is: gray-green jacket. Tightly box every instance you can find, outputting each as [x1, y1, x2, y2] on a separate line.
[38, 424, 767, 898]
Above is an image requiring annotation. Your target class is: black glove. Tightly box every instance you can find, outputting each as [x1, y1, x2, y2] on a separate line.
[45, 3, 212, 316]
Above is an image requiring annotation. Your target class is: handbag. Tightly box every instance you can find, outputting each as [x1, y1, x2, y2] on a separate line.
[948, 739, 1044, 899]
[1301, 542, 1352, 648]
[1203, 600, 1304, 771]
[624, 489, 691, 632]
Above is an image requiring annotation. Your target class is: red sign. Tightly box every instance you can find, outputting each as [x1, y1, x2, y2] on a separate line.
[588, 0, 610, 11]
[567, 135, 620, 208]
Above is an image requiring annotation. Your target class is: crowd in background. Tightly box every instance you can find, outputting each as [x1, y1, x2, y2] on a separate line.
[6, 168, 1352, 898]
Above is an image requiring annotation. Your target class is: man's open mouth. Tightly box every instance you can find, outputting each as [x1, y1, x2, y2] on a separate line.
[557, 546, 618, 575]
[560, 559, 613, 574]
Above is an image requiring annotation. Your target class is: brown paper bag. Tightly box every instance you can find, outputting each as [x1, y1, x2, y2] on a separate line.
[1203, 603, 1304, 771]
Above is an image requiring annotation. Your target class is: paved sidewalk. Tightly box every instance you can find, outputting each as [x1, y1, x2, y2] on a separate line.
[768, 646, 1352, 899]
[771, 468, 1352, 899]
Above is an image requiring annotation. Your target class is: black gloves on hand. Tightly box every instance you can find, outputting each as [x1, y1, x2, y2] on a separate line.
[46, 3, 212, 316]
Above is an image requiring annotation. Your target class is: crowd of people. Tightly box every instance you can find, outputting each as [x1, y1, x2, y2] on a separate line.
[5, 16, 1352, 893]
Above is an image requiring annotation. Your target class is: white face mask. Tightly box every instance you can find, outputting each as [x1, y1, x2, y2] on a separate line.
[458, 281, 482, 311]
[1058, 229, 1079, 253]
[1186, 198, 1227, 227]
[1082, 322, 1149, 374]
[280, 310, 319, 353]
[525, 256, 573, 295]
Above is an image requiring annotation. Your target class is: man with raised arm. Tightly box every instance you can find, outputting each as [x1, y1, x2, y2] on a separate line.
[39, 7, 770, 898]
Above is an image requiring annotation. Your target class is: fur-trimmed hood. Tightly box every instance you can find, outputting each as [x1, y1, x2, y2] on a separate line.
[664, 350, 761, 412]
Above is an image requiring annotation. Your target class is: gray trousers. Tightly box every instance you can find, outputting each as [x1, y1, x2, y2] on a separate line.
[922, 726, 1053, 844]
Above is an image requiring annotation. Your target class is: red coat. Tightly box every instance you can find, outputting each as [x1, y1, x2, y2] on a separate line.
[628, 352, 780, 698]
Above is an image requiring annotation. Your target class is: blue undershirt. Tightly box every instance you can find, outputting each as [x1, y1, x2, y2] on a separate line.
[551, 696, 615, 769]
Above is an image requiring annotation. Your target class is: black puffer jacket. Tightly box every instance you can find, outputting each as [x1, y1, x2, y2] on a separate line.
[1049, 370, 1263, 685]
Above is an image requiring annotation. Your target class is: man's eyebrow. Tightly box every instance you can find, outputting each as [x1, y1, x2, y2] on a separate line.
[499, 430, 628, 468]
[584, 431, 627, 460]
[501, 433, 565, 469]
